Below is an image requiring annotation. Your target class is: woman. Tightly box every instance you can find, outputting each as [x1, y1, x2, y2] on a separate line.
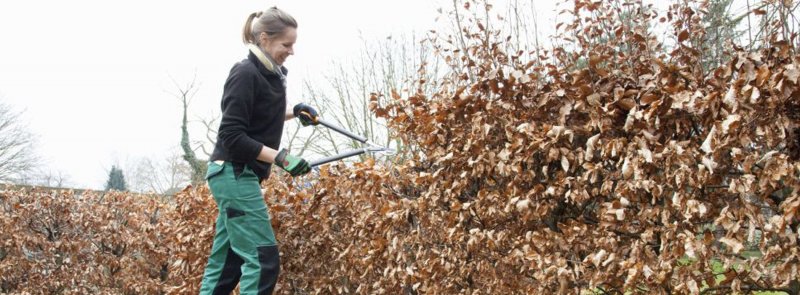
[200, 7, 318, 295]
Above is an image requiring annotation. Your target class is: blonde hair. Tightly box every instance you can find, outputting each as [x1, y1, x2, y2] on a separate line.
[242, 7, 298, 44]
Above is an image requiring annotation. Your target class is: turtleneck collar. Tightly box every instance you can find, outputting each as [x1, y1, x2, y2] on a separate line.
[247, 43, 285, 77]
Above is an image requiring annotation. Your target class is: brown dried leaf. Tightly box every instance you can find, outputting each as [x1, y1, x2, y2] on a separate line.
[678, 30, 690, 43]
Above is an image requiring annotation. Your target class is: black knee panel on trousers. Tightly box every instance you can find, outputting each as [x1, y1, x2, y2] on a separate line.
[257, 245, 280, 294]
[212, 248, 244, 295]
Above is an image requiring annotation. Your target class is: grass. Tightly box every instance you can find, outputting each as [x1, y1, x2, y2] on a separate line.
[584, 250, 789, 294]
[707, 253, 787, 295]
[691, 250, 787, 295]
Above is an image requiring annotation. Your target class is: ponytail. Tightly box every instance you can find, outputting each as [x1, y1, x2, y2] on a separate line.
[241, 11, 262, 44]
[241, 7, 297, 45]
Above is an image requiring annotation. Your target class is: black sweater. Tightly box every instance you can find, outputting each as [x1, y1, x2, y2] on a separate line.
[209, 51, 287, 180]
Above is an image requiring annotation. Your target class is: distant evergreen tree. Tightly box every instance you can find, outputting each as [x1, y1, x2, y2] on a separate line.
[105, 165, 128, 191]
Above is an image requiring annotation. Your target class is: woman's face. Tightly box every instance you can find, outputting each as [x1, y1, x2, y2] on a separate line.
[260, 28, 297, 66]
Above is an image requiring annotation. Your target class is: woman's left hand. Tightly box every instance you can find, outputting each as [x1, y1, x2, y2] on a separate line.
[293, 103, 319, 126]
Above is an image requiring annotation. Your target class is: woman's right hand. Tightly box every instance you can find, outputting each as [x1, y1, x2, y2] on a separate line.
[274, 148, 311, 176]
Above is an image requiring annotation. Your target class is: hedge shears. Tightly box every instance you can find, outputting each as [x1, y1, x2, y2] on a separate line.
[301, 114, 395, 168]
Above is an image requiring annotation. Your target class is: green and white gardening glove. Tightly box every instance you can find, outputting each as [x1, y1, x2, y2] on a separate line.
[293, 103, 319, 126]
[274, 148, 311, 176]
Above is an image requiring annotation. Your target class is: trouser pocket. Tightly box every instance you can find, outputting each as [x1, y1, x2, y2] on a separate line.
[225, 194, 276, 248]
[206, 161, 224, 180]
[209, 162, 276, 247]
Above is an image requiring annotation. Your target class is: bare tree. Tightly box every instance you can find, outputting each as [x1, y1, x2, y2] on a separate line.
[0, 99, 37, 183]
[294, 32, 442, 165]
[197, 115, 219, 157]
[127, 151, 191, 195]
[32, 168, 71, 188]
[167, 73, 207, 186]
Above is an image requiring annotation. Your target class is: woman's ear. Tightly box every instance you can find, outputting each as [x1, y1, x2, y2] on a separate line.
[259, 32, 269, 45]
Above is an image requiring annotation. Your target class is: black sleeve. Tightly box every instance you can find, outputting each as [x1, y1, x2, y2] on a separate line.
[217, 66, 263, 163]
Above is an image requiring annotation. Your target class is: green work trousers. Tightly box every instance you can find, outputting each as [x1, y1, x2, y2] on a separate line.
[199, 161, 280, 295]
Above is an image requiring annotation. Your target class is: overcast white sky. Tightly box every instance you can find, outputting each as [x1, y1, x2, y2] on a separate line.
[0, 0, 467, 189]
[3, 0, 761, 190]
